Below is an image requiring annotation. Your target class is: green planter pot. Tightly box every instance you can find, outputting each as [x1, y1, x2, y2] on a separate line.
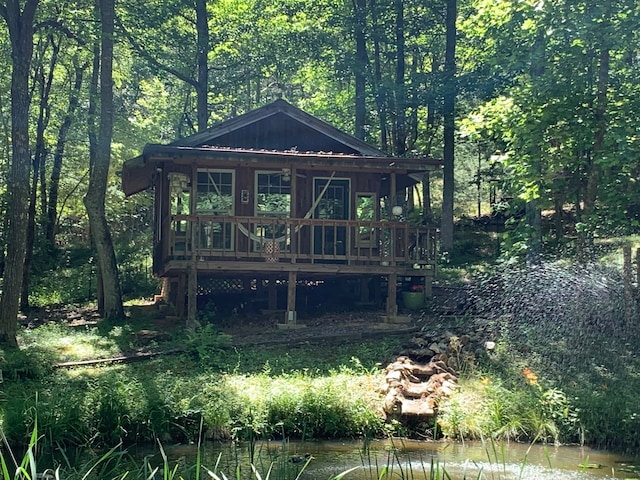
[402, 291, 425, 310]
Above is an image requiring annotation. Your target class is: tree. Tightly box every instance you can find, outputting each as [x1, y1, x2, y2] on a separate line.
[83, 0, 124, 321]
[0, 0, 39, 347]
[440, 0, 456, 252]
[352, 0, 368, 140]
[21, 31, 58, 309]
[456, 0, 640, 258]
[46, 55, 87, 246]
[118, 0, 210, 132]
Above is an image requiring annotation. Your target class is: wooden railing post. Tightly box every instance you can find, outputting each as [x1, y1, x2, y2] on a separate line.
[166, 215, 437, 267]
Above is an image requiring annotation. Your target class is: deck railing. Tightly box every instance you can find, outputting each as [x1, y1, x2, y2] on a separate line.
[162, 215, 437, 268]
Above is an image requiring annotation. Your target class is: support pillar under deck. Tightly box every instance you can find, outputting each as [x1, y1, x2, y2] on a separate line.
[285, 271, 297, 324]
[386, 273, 398, 317]
[278, 271, 305, 329]
[187, 261, 197, 329]
[176, 273, 186, 318]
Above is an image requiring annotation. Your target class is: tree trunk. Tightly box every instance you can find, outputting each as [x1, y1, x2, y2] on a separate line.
[422, 55, 439, 225]
[525, 31, 546, 264]
[22, 36, 58, 309]
[83, 0, 124, 321]
[369, 0, 388, 152]
[195, 0, 209, 131]
[353, 0, 368, 140]
[440, 0, 456, 252]
[584, 46, 609, 218]
[0, 0, 39, 347]
[47, 59, 86, 246]
[394, 0, 406, 156]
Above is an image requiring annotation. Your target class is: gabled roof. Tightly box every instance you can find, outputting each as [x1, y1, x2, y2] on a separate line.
[172, 99, 386, 156]
[122, 99, 442, 196]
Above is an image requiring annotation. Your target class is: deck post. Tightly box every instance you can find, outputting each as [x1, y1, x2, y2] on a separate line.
[285, 271, 297, 324]
[187, 260, 197, 329]
[176, 273, 186, 318]
[423, 271, 433, 297]
[386, 273, 398, 316]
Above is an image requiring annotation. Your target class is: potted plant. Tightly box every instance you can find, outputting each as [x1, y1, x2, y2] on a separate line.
[402, 284, 425, 310]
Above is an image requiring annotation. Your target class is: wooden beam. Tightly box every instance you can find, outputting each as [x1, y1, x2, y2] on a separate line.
[164, 260, 424, 276]
[176, 273, 186, 318]
[390, 172, 397, 209]
[286, 271, 297, 324]
[386, 273, 397, 316]
[187, 260, 197, 329]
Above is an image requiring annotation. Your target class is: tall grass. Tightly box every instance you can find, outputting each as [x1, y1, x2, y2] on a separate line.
[0, 422, 361, 480]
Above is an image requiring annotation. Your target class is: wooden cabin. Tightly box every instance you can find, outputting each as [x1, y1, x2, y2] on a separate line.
[122, 99, 442, 325]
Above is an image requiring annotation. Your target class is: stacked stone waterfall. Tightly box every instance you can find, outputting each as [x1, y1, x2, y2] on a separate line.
[381, 333, 472, 418]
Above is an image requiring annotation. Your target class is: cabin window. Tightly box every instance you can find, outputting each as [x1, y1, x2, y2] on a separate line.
[254, 171, 291, 249]
[196, 169, 234, 250]
[168, 172, 191, 256]
[256, 172, 291, 217]
[356, 192, 377, 246]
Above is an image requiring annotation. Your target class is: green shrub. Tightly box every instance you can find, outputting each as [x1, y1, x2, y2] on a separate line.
[437, 376, 580, 444]
[0, 347, 55, 381]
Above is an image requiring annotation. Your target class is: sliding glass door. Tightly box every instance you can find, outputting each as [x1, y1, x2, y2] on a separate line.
[313, 177, 349, 256]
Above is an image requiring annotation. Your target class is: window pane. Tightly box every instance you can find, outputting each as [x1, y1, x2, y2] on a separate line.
[256, 173, 291, 217]
[196, 170, 234, 214]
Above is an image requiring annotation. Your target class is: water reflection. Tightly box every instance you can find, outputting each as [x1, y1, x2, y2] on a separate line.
[157, 438, 639, 480]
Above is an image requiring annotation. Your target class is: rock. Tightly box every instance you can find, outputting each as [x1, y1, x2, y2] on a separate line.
[385, 370, 402, 382]
[401, 380, 434, 397]
[410, 363, 435, 377]
[399, 397, 435, 416]
[381, 355, 459, 420]
[485, 341, 496, 351]
[384, 388, 401, 413]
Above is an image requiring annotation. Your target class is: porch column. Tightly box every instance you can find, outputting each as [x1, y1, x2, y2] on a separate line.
[187, 260, 197, 329]
[285, 271, 297, 324]
[290, 166, 297, 261]
[423, 271, 433, 298]
[390, 172, 397, 210]
[386, 273, 398, 316]
[176, 273, 186, 318]
[390, 172, 397, 265]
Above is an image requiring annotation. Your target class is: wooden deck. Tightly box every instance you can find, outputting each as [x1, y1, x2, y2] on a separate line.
[157, 215, 437, 277]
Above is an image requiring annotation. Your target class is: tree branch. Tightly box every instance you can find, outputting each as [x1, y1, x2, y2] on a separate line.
[115, 14, 197, 88]
[35, 19, 87, 45]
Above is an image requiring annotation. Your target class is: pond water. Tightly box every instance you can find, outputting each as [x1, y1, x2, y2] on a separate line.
[154, 438, 640, 480]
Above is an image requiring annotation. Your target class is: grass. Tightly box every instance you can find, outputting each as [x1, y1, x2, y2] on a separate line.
[3, 297, 640, 453]
[6, 243, 640, 458]
[3, 314, 639, 478]
[0, 313, 401, 450]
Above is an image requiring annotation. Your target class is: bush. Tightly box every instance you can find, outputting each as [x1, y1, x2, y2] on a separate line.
[437, 376, 580, 444]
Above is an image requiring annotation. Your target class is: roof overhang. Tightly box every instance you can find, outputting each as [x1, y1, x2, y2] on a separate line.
[121, 144, 443, 196]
